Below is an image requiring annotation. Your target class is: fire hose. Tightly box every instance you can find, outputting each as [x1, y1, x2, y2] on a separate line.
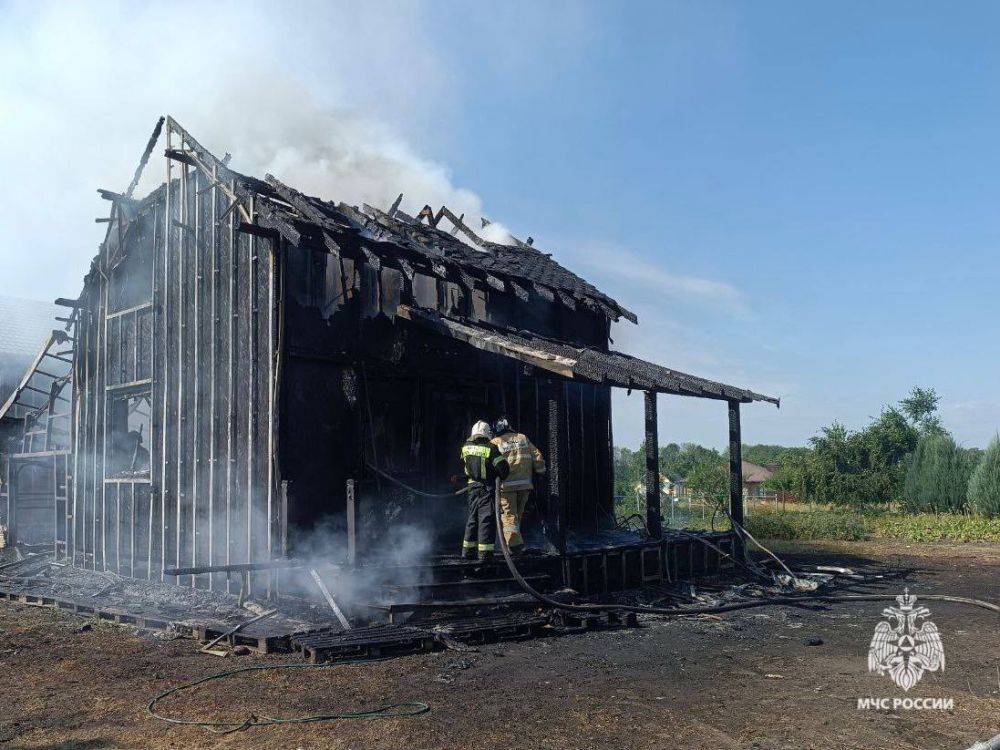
[366, 462, 473, 498]
[491, 480, 1000, 618]
[146, 659, 429, 733]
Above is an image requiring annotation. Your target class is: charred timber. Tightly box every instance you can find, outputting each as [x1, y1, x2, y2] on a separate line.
[163, 148, 198, 166]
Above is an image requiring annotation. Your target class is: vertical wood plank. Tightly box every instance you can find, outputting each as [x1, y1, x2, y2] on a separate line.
[207, 162, 218, 589]
[728, 400, 745, 558]
[176, 162, 189, 586]
[247, 196, 258, 593]
[191, 164, 202, 587]
[346, 478, 356, 566]
[644, 391, 661, 539]
[96, 254, 108, 569]
[159, 126, 174, 581]
[225, 179, 238, 591]
[547, 382, 568, 554]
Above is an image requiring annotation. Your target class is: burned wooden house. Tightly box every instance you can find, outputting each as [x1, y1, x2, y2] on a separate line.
[2, 116, 777, 601]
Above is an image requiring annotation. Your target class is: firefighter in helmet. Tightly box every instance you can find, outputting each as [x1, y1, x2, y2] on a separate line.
[460, 420, 510, 561]
[491, 417, 546, 551]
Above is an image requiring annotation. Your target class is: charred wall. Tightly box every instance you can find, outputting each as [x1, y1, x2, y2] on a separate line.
[278, 239, 616, 557]
[71, 164, 277, 590]
[68, 148, 617, 581]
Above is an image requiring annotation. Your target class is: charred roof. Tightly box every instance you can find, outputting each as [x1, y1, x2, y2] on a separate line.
[144, 116, 636, 325]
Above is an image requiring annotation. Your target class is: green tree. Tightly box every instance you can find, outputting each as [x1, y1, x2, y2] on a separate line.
[660, 442, 722, 481]
[967, 437, 1000, 518]
[900, 386, 943, 434]
[903, 432, 972, 513]
[613, 446, 644, 504]
[742, 444, 792, 467]
[764, 447, 816, 500]
[806, 407, 918, 507]
[686, 458, 729, 507]
[862, 406, 919, 504]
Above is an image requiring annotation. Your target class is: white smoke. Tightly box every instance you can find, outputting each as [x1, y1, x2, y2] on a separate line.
[193, 80, 491, 229]
[479, 220, 518, 246]
[0, 0, 536, 300]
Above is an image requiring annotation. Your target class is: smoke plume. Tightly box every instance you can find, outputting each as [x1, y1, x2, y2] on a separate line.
[0, 0, 523, 301]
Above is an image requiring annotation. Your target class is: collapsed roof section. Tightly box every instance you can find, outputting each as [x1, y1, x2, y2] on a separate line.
[397, 305, 779, 406]
[151, 117, 635, 325]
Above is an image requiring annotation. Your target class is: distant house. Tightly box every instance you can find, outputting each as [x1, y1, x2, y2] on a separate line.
[742, 460, 777, 498]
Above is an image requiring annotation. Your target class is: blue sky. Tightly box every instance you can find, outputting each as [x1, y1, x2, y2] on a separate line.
[2, 1, 997, 448]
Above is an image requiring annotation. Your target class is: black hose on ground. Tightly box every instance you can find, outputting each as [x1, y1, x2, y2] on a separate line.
[491, 480, 1000, 618]
[147, 660, 429, 734]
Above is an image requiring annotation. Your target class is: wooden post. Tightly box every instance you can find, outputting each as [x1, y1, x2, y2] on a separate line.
[6, 459, 15, 547]
[644, 391, 662, 539]
[346, 478, 356, 567]
[547, 383, 568, 555]
[728, 400, 745, 558]
[279, 480, 289, 557]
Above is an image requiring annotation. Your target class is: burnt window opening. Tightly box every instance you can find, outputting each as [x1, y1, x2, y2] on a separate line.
[288, 247, 355, 320]
[412, 273, 437, 309]
[107, 390, 152, 478]
[442, 281, 466, 317]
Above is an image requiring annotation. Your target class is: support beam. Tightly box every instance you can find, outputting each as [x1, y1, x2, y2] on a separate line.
[644, 391, 662, 539]
[547, 382, 568, 555]
[346, 478, 357, 567]
[727, 400, 745, 558]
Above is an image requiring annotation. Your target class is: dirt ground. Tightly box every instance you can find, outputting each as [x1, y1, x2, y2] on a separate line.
[1, 540, 998, 750]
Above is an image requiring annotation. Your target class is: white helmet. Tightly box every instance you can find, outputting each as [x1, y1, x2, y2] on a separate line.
[470, 420, 493, 440]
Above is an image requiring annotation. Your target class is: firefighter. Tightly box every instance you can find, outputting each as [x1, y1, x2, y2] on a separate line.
[460, 420, 509, 561]
[491, 417, 546, 551]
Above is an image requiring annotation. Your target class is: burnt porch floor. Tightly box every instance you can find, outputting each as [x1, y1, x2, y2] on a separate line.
[0, 528, 734, 658]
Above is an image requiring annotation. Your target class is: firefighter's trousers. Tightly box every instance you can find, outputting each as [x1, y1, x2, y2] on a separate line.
[499, 489, 531, 548]
[462, 482, 496, 559]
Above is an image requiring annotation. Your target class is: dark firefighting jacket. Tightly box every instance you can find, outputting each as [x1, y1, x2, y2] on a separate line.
[461, 437, 510, 486]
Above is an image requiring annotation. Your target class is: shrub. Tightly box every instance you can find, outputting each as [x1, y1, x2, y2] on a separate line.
[967, 437, 1000, 518]
[741, 507, 1000, 543]
[686, 459, 729, 506]
[873, 512, 1000, 543]
[743, 508, 871, 541]
[902, 433, 972, 513]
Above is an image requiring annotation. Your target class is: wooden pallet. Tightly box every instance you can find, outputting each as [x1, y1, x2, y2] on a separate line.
[292, 625, 437, 663]
[431, 612, 548, 644]
[0, 587, 293, 653]
[547, 608, 639, 632]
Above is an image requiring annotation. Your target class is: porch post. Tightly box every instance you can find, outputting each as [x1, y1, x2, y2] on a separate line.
[644, 391, 662, 539]
[727, 399, 745, 558]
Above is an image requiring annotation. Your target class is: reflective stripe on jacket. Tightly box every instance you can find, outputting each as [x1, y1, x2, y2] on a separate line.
[461, 438, 510, 484]
[491, 431, 546, 490]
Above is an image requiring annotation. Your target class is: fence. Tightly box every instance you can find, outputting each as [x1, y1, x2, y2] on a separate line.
[613, 487, 800, 532]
